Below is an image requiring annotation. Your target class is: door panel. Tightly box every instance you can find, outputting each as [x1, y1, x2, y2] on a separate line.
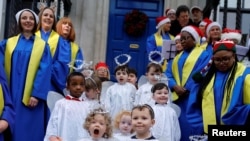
[107, 0, 164, 81]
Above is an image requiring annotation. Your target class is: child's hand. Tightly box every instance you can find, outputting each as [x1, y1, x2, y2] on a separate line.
[49, 136, 62, 141]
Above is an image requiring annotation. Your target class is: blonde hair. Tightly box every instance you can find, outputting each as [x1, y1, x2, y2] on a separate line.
[56, 17, 76, 42]
[85, 75, 102, 100]
[84, 108, 113, 138]
[113, 110, 133, 133]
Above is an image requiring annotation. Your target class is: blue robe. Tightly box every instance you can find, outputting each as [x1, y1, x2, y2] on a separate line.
[0, 34, 52, 141]
[187, 63, 250, 135]
[0, 65, 15, 141]
[39, 30, 84, 95]
[146, 33, 172, 62]
[50, 38, 83, 95]
[166, 49, 210, 141]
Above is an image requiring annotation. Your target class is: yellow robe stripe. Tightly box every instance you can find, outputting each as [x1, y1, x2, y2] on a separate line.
[36, 30, 59, 57]
[154, 33, 174, 72]
[6, 35, 46, 106]
[244, 74, 250, 104]
[172, 46, 203, 101]
[0, 85, 4, 116]
[202, 63, 246, 133]
[69, 42, 78, 73]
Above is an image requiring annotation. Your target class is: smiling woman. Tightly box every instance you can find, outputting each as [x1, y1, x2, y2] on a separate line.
[0, 9, 52, 141]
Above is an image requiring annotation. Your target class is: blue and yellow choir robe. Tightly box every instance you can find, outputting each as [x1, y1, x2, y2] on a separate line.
[0, 34, 52, 141]
[187, 62, 250, 134]
[166, 45, 211, 141]
[0, 64, 15, 141]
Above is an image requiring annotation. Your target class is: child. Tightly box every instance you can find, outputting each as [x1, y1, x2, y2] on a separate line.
[113, 110, 133, 140]
[94, 61, 110, 82]
[44, 72, 90, 141]
[151, 83, 181, 141]
[104, 65, 137, 120]
[78, 107, 117, 141]
[82, 75, 102, 105]
[131, 104, 159, 140]
[135, 63, 163, 106]
[127, 67, 138, 89]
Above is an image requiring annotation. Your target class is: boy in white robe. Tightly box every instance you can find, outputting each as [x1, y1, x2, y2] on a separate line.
[104, 65, 136, 121]
[135, 63, 163, 106]
[151, 83, 181, 141]
[44, 72, 90, 141]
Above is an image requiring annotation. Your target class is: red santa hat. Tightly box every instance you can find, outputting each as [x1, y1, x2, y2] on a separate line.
[95, 61, 109, 70]
[221, 28, 242, 43]
[199, 18, 212, 27]
[174, 34, 181, 42]
[165, 8, 176, 15]
[213, 39, 236, 54]
[155, 16, 170, 29]
[181, 25, 206, 44]
[206, 21, 222, 36]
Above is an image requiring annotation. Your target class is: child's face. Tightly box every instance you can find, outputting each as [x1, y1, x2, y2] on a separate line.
[127, 73, 137, 85]
[89, 114, 107, 139]
[67, 76, 85, 98]
[131, 108, 155, 137]
[115, 70, 128, 84]
[119, 114, 132, 135]
[175, 39, 184, 52]
[96, 67, 109, 78]
[85, 88, 99, 100]
[152, 87, 169, 104]
[146, 67, 161, 85]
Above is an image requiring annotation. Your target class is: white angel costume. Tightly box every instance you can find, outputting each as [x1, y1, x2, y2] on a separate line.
[104, 82, 136, 120]
[78, 137, 119, 141]
[134, 82, 154, 106]
[113, 133, 132, 140]
[151, 104, 181, 141]
[44, 97, 90, 141]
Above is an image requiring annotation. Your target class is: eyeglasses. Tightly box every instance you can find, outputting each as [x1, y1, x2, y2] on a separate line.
[97, 69, 108, 73]
[213, 55, 234, 64]
[167, 13, 175, 16]
[180, 36, 191, 42]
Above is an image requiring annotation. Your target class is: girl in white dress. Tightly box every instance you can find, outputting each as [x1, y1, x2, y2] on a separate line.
[113, 110, 133, 140]
[151, 83, 181, 141]
[44, 72, 90, 141]
[82, 75, 102, 106]
[78, 107, 117, 141]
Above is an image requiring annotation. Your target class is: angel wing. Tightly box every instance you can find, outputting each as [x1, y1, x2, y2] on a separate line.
[47, 91, 64, 112]
[138, 75, 148, 88]
[100, 81, 114, 104]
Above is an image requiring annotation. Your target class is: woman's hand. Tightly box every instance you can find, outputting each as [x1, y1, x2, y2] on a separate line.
[0, 120, 8, 133]
[28, 96, 39, 108]
[173, 85, 188, 97]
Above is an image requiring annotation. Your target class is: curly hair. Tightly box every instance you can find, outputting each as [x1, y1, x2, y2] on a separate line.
[84, 108, 113, 138]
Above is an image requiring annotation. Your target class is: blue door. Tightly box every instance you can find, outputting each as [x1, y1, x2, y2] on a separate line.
[106, 0, 164, 81]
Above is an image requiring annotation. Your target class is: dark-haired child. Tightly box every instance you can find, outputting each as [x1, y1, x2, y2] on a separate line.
[151, 83, 181, 141]
[104, 65, 136, 120]
[44, 72, 90, 141]
[127, 67, 138, 89]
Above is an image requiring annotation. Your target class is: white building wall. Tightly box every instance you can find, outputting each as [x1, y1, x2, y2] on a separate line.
[0, 0, 6, 40]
